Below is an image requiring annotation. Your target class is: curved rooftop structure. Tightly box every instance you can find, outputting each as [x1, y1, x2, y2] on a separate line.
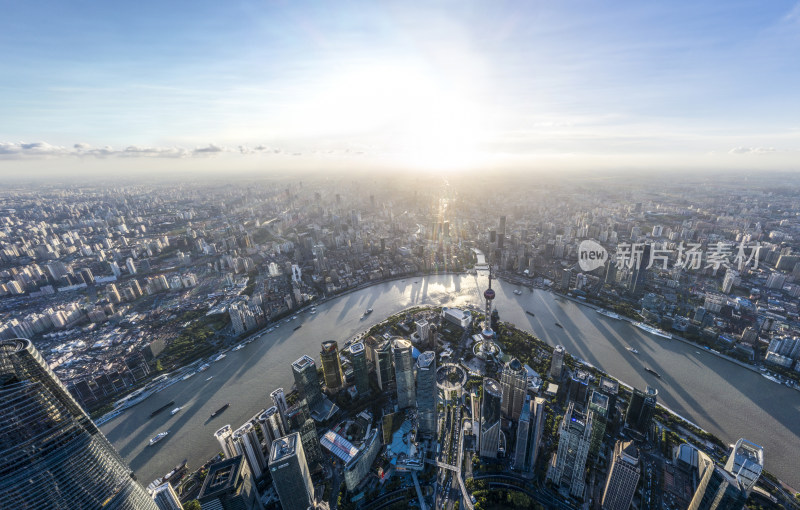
[349, 341, 365, 354]
[484, 378, 502, 397]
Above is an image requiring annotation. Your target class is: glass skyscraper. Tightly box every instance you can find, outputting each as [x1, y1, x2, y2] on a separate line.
[0, 338, 158, 509]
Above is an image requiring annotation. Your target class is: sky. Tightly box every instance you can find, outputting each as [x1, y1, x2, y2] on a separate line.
[1, 0, 799, 176]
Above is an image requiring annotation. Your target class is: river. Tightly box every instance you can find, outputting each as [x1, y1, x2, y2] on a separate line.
[101, 272, 800, 488]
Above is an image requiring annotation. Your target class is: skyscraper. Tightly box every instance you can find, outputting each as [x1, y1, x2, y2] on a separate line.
[415, 350, 437, 438]
[625, 386, 657, 437]
[269, 433, 315, 510]
[480, 378, 503, 459]
[724, 438, 764, 494]
[513, 396, 545, 475]
[0, 338, 159, 510]
[152, 482, 183, 510]
[365, 336, 394, 390]
[257, 407, 285, 447]
[630, 243, 651, 295]
[688, 448, 748, 510]
[198, 455, 263, 510]
[550, 344, 565, 379]
[500, 357, 527, 421]
[292, 354, 322, 408]
[547, 402, 593, 498]
[601, 440, 641, 510]
[233, 422, 267, 479]
[284, 399, 322, 468]
[588, 390, 610, 457]
[270, 387, 289, 429]
[214, 423, 237, 458]
[349, 341, 369, 396]
[392, 338, 415, 409]
[320, 340, 344, 391]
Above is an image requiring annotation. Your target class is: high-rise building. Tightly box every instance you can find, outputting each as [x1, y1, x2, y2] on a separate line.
[270, 387, 289, 429]
[547, 402, 593, 498]
[214, 424, 237, 458]
[568, 369, 591, 406]
[0, 339, 159, 510]
[349, 341, 369, 396]
[198, 455, 263, 510]
[415, 350, 437, 438]
[598, 376, 620, 422]
[269, 433, 315, 510]
[500, 357, 527, 421]
[513, 396, 545, 474]
[393, 338, 416, 409]
[299, 418, 323, 468]
[550, 345, 565, 379]
[415, 319, 431, 346]
[365, 336, 394, 390]
[292, 354, 322, 408]
[320, 340, 345, 391]
[724, 438, 764, 494]
[126, 257, 137, 275]
[688, 448, 748, 510]
[480, 378, 503, 459]
[588, 390, 610, 456]
[601, 440, 641, 510]
[152, 482, 183, 510]
[629, 243, 651, 295]
[233, 422, 267, 479]
[257, 407, 285, 447]
[625, 386, 657, 437]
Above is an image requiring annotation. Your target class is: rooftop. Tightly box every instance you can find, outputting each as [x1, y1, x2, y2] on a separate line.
[417, 351, 435, 368]
[349, 341, 365, 354]
[292, 355, 315, 372]
[197, 455, 244, 501]
[270, 433, 299, 463]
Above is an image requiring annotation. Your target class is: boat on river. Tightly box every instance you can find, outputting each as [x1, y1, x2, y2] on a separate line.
[210, 403, 230, 418]
[596, 308, 622, 320]
[149, 401, 175, 418]
[633, 322, 672, 339]
[644, 367, 661, 378]
[149, 431, 169, 446]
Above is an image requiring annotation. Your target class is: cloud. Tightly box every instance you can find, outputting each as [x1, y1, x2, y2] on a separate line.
[192, 144, 225, 155]
[729, 146, 777, 155]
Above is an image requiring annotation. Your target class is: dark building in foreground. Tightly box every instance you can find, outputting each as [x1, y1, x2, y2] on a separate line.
[625, 385, 657, 436]
[197, 455, 263, 510]
[0, 338, 159, 510]
[269, 433, 315, 510]
[292, 355, 322, 409]
[601, 440, 640, 510]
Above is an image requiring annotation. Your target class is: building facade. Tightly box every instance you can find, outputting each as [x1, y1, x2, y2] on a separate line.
[0, 338, 159, 510]
[320, 340, 345, 391]
[480, 378, 503, 458]
[269, 433, 315, 510]
[393, 338, 416, 409]
[349, 341, 370, 396]
[601, 440, 640, 510]
[500, 357, 527, 421]
[415, 350, 438, 438]
[547, 402, 593, 498]
[550, 344, 565, 379]
[292, 354, 322, 408]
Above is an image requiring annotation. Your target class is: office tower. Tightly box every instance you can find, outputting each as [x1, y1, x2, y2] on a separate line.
[514, 396, 545, 474]
[365, 336, 394, 390]
[415, 319, 431, 346]
[605, 261, 618, 285]
[292, 354, 322, 408]
[547, 402, 593, 498]
[270, 387, 288, 429]
[257, 406, 285, 447]
[416, 350, 437, 438]
[269, 433, 315, 510]
[688, 449, 748, 510]
[724, 438, 764, 494]
[601, 440, 641, 510]
[561, 268, 572, 290]
[284, 399, 322, 468]
[233, 422, 267, 479]
[588, 390, 610, 456]
[625, 386, 657, 437]
[480, 378, 503, 458]
[500, 357, 527, 421]
[320, 340, 344, 391]
[550, 345, 565, 379]
[152, 482, 183, 510]
[393, 338, 415, 409]
[126, 257, 137, 275]
[598, 376, 620, 422]
[0, 338, 159, 510]
[198, 455, 263, 510]
[349, 341, 370, 396]
[299, 418, 323, 468]
[285, 398, 311, 430]
[214, 424, 237, 458]
[568, 369, 591, 406]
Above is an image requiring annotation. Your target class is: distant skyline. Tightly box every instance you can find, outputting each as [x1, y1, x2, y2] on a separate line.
[2, 1, 799, 174]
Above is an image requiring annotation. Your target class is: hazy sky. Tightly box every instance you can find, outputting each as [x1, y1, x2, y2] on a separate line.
[2, 1, 799, 175]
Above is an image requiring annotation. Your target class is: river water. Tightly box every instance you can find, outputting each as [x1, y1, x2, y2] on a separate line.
[101, 273, 800, 488]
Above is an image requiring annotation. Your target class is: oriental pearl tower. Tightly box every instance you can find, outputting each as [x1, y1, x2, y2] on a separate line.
[481, 264, 496, 340]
